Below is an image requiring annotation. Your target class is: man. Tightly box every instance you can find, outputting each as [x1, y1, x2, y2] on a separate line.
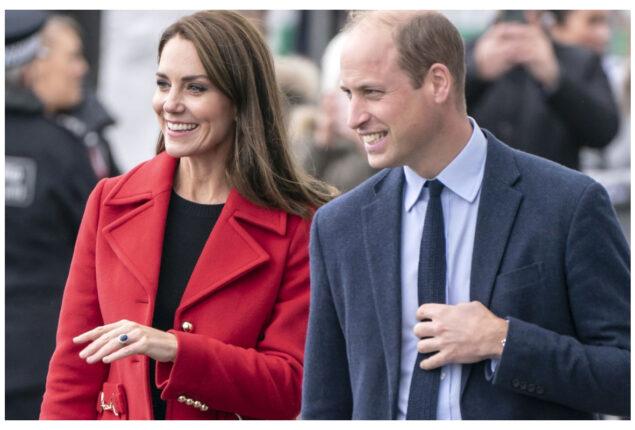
[301, 11, 629, 420]
[465, 10, 619, 171]
[5, 11, 117, 419]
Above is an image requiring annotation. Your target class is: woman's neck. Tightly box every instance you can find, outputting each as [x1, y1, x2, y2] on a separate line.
[173, 156, 231, 204]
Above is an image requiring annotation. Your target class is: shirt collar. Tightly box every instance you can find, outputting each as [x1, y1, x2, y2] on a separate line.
[404, 117, 488, 212]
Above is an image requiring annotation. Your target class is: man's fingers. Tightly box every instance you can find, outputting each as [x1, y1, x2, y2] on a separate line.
[419, 351, 448, 370]
[415, 303, 447, 321]
[416, 338, 441, 355]
[413, 320, 436, 339]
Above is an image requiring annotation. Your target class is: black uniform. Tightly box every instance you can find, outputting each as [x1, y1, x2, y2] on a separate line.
[4, 83, 116, 419]
[465, 40, 619, 170]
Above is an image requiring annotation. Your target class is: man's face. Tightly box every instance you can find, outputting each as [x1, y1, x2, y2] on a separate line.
[33, 23, 88, 112]
[340, 24, 438, 171]
[559, 10, 611, 55]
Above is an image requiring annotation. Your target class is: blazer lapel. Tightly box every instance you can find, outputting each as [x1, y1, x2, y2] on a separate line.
[361, 168, 405, 419]
[175, 189, 286, 316]
[101, 153, 177, 302]
[461, 132, 523, 396]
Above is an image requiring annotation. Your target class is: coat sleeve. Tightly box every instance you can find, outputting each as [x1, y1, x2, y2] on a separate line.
[301, 210, 353, 419]
[154, 216, 311, 419]
[492, 181, 631, 417]
[40, 179, 109, 419]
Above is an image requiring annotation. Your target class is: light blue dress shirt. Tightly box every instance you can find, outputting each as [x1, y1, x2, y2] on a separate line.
[397, 118, 487, 420]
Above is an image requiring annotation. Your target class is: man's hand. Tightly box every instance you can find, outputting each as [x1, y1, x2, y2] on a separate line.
[474, 22, 560, 91]
[508, 24, 560, 91]
[413, 301, 508, 370]
[473, 23, 520, 81]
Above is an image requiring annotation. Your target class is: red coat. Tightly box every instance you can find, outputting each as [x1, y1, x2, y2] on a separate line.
[40, 152, 311, 420]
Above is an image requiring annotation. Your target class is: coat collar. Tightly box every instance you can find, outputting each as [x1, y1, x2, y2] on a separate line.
[103, 151, 286, 234]
[101, 151, 287, 313]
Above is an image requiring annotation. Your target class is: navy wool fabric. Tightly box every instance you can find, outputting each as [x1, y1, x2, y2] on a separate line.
[301, 131, 630, 419]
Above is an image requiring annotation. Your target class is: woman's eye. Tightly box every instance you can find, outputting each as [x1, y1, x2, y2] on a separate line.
[188, 84, 206, 94]
[156, 80, 169, 90]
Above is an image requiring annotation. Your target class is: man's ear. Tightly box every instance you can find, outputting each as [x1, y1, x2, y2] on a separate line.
[427, 63, 452, 105]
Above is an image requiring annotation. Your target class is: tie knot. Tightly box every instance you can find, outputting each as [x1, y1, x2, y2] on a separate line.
[426, 180, 444, 197]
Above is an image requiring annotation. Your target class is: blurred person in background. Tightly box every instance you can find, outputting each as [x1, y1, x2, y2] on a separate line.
[5, 11, 118, 419]
[548, 10, 630, 240]
[278, 41, 377, 194]
[465, 10, 619, 171]
[40, 10, 335, 420]
[302, 32, 378, 192]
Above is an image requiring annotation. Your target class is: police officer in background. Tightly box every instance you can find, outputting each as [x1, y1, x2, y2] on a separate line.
[5, 10, 119, 419]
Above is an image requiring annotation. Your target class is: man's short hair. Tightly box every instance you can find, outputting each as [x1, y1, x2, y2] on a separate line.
[345, 10, 466, 110]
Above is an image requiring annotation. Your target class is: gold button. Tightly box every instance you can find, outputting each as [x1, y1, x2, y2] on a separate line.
[200, 404, 209, 412]
[186, 398, 194, 406]
[181, 321, 193, 332]
[177, 395, 186, 403]
[193, 401, 202, 409]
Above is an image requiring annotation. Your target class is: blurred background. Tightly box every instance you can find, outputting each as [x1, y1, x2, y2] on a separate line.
[65, 10, 633, 236]
[3, 9, 631, 420]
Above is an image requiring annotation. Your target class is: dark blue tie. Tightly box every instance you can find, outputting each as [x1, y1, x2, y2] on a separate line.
[406, 179, 446, 420]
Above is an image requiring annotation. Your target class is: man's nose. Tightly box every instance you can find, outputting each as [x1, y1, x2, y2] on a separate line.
[347, 97, 370, 130]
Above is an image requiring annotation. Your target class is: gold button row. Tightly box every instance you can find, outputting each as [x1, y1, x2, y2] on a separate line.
[177, 394, 208, 412]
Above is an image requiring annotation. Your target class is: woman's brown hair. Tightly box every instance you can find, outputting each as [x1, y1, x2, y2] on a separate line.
[156, 11, 337, 218]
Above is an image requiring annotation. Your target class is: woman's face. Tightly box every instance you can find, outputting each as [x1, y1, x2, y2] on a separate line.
[153, 35, 237, 162]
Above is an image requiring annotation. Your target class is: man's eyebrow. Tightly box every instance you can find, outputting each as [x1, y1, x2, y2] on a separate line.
[340, 83, 378, 92]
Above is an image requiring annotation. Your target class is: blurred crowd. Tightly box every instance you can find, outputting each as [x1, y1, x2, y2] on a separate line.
[4, 9, 631, 419]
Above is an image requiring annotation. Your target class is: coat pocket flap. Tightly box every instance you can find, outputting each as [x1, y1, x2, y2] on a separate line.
[96, 382, 128, 417]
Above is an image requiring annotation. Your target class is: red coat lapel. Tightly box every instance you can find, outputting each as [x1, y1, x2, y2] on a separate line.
[101, 152, 177, 301]
[99, 151, 289, 313]
[177, 189, 288, 315]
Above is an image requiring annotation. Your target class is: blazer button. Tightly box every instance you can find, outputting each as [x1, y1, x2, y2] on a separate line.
[181, 321, 194, 332]
[520, 381, 527, 390]
[527, 384, 536, 393]
[512, 378, 520, 388]
[536, 386, 544, 395]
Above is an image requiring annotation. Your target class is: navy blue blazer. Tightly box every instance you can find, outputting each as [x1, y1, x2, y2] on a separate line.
[301, 131, 630, 419]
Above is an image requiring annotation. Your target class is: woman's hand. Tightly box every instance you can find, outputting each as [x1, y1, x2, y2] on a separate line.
[73, 319, 178, 364]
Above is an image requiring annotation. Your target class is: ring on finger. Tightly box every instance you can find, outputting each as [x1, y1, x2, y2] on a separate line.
[118, 334, 129, 345]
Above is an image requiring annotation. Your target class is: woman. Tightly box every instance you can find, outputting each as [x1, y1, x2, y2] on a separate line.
[40, 11, 335, 420]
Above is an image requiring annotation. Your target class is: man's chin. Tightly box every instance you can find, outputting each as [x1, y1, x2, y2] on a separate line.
[367, 154, 397, 170]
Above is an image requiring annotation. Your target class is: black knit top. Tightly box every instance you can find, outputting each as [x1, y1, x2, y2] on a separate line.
[150, 190, 224, 420]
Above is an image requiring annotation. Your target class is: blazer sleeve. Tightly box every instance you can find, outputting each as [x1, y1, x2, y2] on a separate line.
[40, 180, 109, 419]
[154, 216, 311, 419]
[301, 210, 354, 419]
[492, 181, 630, 417]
